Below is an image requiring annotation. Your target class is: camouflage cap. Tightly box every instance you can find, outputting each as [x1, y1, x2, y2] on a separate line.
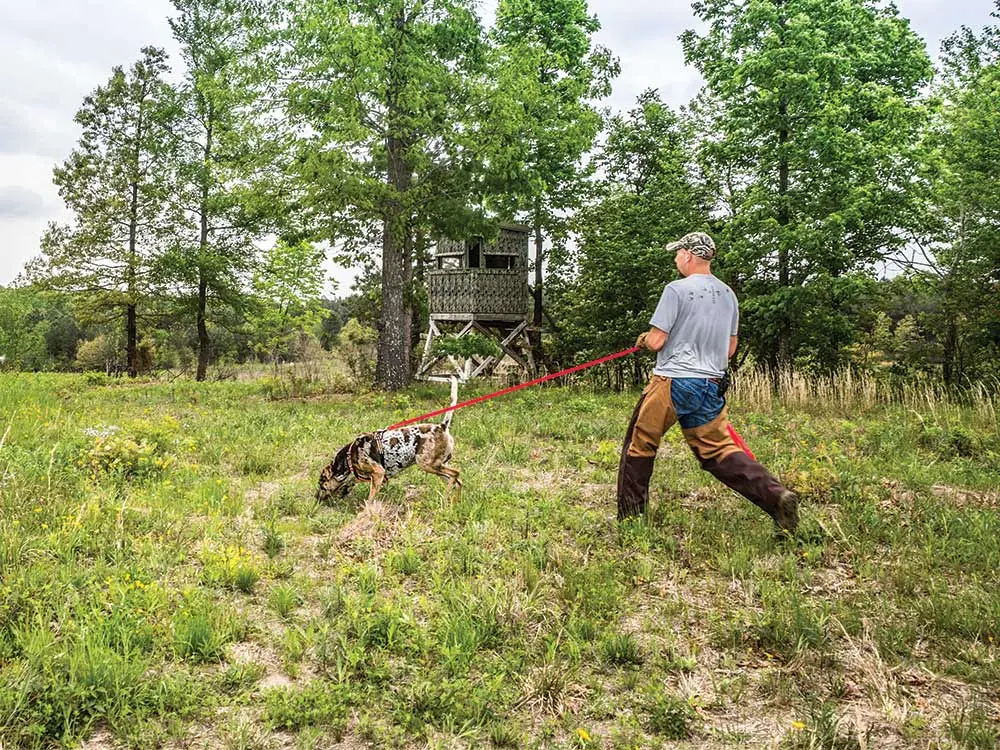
[666, 231, 716, 260]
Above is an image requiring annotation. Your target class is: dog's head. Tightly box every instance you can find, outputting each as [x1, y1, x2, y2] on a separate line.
[316, 443, 355, 502]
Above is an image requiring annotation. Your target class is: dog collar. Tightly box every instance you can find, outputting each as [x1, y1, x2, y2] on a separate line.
[345, 445, 360, 481]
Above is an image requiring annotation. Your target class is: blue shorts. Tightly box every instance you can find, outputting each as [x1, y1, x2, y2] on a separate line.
[670, 377, 725, 429]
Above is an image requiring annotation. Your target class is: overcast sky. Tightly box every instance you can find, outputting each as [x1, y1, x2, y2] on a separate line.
[0, 0, 995, 289]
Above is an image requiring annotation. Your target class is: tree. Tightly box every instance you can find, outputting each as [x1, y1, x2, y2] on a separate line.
[682, 0, 933, 372]
[0, 286, 51, 370]
[550, 90, 707, 383]
[490, 0, 617, 335]
[247, 240, 329, 363]
[33, 47, 177, 377]
[287, 0, 491, 390]
[915, 5, 1000, 384]
[165, 0, 278, 381]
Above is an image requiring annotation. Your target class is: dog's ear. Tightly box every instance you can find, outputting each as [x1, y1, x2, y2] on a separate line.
[332, 443, 350, 470]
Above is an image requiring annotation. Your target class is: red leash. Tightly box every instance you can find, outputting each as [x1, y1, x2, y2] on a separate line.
[388, 347, 758, 460]
[388, 346, 641, 430]
[727, 424, 756, 460]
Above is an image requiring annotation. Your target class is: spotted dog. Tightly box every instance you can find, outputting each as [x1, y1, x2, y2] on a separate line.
[317, 378, 461, 502]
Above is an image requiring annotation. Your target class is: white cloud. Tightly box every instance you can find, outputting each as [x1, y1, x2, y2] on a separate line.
[0, 0, 996, 286]
[0, 186, 46, 218]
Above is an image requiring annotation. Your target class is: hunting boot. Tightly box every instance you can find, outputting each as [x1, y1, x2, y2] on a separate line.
[701, 451, 799, 532]
[617, 454, 655, 519]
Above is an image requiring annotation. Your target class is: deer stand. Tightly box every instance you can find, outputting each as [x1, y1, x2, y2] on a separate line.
[417, 318, 537, 383]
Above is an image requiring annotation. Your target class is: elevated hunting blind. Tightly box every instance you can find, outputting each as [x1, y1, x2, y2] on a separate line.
[417, 223, 537, 381]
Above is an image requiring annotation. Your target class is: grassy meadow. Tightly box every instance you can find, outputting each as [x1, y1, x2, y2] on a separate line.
[0, 369, 998, 749]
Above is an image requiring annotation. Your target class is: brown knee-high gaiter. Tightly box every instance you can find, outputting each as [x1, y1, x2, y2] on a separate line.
[680, 409, 789, 522]
[700, 451, 787, 520]
[617, 377, 676, 519]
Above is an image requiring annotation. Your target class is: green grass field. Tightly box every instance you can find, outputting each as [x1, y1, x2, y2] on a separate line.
[1, 371, 998, 749]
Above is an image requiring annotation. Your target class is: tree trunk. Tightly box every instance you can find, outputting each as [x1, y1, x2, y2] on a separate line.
[776, 113, 792, 374]
[127, 182, 139, 378]
[376, 10, 414, 391]
[126, 106, 143, 378]
[196, 105, 214, 382]
[126, 304, 138, 378]
[533, 215, 544, 328]
[774, 1, 793, 374]
[375, 133, 413, 391]
[196, 274, 210, 381]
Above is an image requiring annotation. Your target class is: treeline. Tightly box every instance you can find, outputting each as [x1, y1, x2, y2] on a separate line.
[0, 283, 361, 375]
[2, 0, 999, 388]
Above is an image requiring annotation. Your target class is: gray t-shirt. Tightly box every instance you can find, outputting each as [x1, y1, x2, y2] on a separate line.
[649, 274, 739, 378]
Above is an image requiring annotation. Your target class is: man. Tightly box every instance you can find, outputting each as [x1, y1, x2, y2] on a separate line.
[617, 231, 799, 533]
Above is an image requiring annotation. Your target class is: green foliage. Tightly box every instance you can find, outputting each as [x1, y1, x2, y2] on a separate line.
[262, 518, 286, 559]
[2, 372, 1000, 747]
[552, 90, 707, 379]
[337, 318, 377, 387]
[0, 286, 81, 370]
[914, 13, 1000, 385]
[75, 334, 120, 374]
[173, 604, 234, 664]
[201, 545, 261, 593]
[270, 584, 301, 620]
[780, 701, 869, 750]
[387, 546, 422, 577]
[646, 688, 695, 740]
[490, 0, 618, 323]
[166, 0, 280, 382]
[248, 241, 329, 364]
[599, 632, 642, 666]
[30, 46, 177, 379]
[80, 417, 181, 480]
[946, 704, 1000, 749]
[919, 421, 983, 459]
[430, 333, 502, 360]
[287, 0, 493, 389]
[263, 681, 352, 732]
[682, 0, 933, 371]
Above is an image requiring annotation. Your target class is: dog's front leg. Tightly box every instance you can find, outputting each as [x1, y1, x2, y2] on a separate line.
[367, 464, 387, 502]
[442, 467, 461, 493]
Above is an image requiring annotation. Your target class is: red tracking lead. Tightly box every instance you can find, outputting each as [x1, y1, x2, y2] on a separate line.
[387, 347, 757, 460]
[388, 346, 641, 430]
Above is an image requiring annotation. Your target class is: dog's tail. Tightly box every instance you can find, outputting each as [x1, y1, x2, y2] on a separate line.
[441, 376, 459, 432]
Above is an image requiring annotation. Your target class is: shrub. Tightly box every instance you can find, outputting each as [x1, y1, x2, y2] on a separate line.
[647, 689, 695, 740]
[75, 334, 119, 373]
[83, 431, 171, 479]
[338, 319, 376, 387]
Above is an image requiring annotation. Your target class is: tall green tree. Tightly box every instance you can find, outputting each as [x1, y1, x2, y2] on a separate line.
[33, 47, 177, 377]
[915, 4, 1000, 384]
[490, 0, 617, 333]
[247, 240, 329, 363]
[551, 90, 707, 382]
[682, 0, 932, 371]
[287, 0, 490, 390]
[166, 0, 277, 380]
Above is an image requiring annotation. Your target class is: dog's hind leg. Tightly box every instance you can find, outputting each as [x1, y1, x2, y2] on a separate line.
[421, 465, 462, 494]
